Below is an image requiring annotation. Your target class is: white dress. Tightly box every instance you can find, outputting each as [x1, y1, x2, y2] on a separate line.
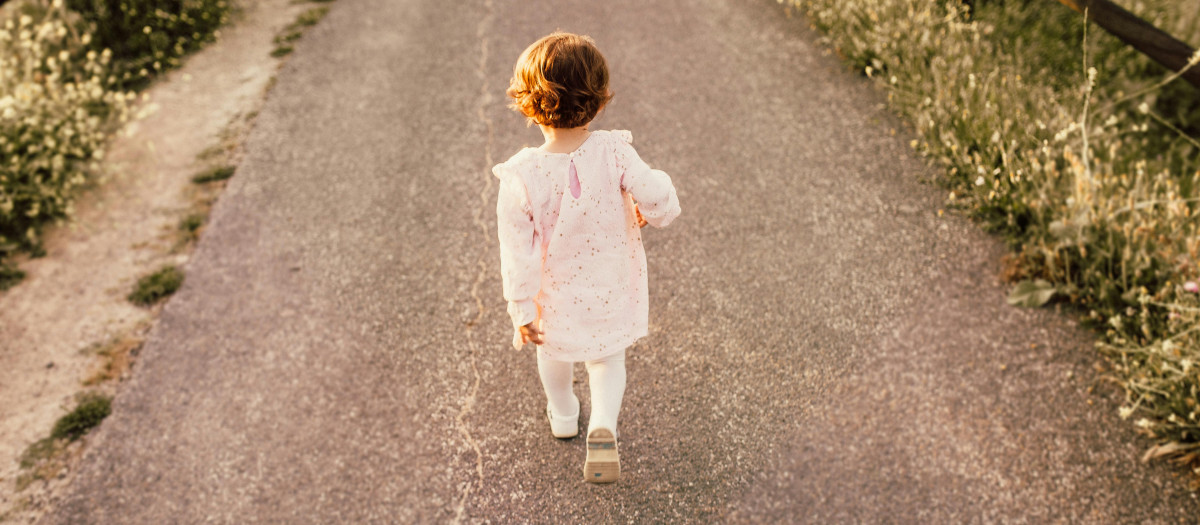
[494, 130, 680, 362]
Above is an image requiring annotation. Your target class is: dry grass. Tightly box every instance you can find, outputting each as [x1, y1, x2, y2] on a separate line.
[81, 331, 145, 386]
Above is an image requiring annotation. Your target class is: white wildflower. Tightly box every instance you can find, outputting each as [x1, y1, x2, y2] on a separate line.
[1118, 406, 1133, 419]
[1138, 102, 1149, 114]
[974, 176, 984, 186]
[1135, 418, 1152, 429]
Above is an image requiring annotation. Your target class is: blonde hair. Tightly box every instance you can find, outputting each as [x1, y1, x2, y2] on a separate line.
[506, 32, 613, 129]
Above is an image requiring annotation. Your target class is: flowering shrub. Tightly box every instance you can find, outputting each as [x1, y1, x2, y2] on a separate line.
[779, 0, 1200, 467]
[65, 0, 231, 88]
[0, 0, 128, 253]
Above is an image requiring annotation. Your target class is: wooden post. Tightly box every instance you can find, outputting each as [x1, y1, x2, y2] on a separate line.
[1056, 0, 1199, 89]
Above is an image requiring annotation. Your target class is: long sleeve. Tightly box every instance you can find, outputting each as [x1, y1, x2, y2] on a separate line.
[494, 166, 541, 331]
[617, 136, 680, 228]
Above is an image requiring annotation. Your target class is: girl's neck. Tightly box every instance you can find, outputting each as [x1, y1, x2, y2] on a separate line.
[539, 124, 591, 154]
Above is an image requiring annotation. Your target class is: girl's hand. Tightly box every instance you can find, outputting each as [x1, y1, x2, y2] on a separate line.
[513, 319, 545, 350]
[520, 322, 545, 345]
[634, 204, 648, 228]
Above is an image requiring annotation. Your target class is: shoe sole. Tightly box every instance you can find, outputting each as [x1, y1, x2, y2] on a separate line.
[584, 428, 619, 483]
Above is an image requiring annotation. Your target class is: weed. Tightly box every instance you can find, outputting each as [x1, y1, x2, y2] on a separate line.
[0, 263, 25, 291]
[18, 438, 59, 471]
[15, 437, 66, 491]
[128, 265, 184, 306]
[777, 0, 1200, 468]
[180, 213, 206, 235]
[191, 165, 236, 184]
[16, 392, 112, 491]
[82, 334, 144, 386]
[295, 6, 330, 27]
[195, 143, 228, 163]
[275, 29, 304, 46]
[50, 392, 112, 441]
[270, 5, 331, 58]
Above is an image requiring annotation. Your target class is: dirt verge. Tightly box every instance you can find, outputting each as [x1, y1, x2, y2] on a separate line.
[0, 0, 316, 520]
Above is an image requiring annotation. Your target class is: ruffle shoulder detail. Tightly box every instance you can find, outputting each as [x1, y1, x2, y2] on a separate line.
[607, 129, 633, 145]
[492, 148, 538, 179]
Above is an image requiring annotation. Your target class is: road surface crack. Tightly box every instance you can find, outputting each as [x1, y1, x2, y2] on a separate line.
[453, 0, 493, 522]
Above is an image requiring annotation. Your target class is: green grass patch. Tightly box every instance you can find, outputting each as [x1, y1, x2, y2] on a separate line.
[270, 6, 331, 58]
[128, 265, 184, 306]
[0, 263, 25, 291]
[295, 6, 330, 26]
[51, 392, 112, 441]
[18, 437, 60, 471]
[15, 436, 66, 491]
[191, 165, 236, 184]
[17, 392, 113, 491]
[180, 213, 206, 235]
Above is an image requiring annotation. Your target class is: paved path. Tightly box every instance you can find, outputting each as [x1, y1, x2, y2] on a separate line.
[46, 0, 1199, 522]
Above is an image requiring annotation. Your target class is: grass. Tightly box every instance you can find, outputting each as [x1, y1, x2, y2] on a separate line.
[82, 333, 144, 386]
[0, 263, 25, 291]
[272, 5, 332, 57]
[51, 393, 112, 441]
[15, 437, 66, 491]
[16, 392, 112, 491]
[778, 0, 1200, 477]
[191, 165, 236, 184]
[128, 265, 184, 306]
[180, 213, 207, 237]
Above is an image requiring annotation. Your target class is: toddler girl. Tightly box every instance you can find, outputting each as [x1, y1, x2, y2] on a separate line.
[494, 32, 680, 484]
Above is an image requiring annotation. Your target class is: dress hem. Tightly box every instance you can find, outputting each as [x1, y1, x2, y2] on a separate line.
[535, 333, 645, 363]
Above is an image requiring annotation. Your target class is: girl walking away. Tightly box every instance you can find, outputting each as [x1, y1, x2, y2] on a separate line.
[494, 32, 680, 484]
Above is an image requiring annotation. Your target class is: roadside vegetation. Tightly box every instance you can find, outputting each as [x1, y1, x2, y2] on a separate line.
[0, 0, 232, 283]
[127, 265, 184, 306]
[271, 4, 330, 57]
[15, 392, 111, 491]
[777, 0, 1199, 482]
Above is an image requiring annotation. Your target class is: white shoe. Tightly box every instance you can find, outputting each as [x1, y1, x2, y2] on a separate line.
[547, 398, 579, 439]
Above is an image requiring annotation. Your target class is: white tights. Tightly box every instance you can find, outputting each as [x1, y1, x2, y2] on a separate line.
[537, 350, 626, 436]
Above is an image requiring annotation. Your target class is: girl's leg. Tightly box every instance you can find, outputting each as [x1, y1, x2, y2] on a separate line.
[584, 350, 626, 435]
[537, 354, 579, 418]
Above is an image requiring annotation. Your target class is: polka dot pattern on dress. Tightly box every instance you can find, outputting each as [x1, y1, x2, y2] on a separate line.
[494, 130, 681, 362]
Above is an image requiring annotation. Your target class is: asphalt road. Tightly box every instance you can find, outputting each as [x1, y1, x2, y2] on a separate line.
[45, 0, 1200, 522]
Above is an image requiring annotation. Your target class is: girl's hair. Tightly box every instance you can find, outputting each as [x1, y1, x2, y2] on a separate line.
[507, 32, 612, 129]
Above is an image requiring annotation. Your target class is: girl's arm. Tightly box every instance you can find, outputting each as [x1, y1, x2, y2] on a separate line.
[619, 143, 680, 228]
[495, 171, 543, 348]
